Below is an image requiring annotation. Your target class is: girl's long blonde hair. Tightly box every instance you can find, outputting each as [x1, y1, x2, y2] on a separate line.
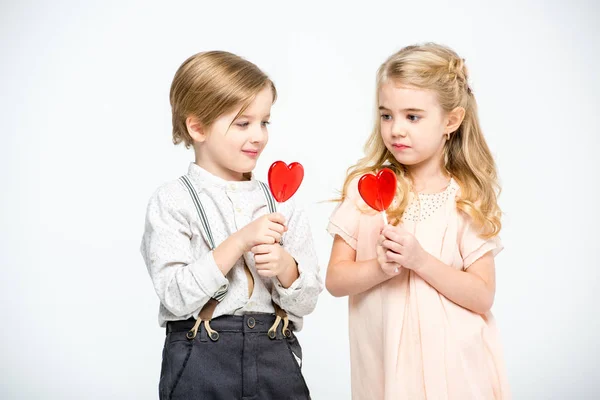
[341, 43, 501, 238]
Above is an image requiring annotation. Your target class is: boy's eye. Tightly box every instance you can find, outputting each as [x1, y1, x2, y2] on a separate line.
[261, 121, 270, 127]
[380, 114, 392, 121]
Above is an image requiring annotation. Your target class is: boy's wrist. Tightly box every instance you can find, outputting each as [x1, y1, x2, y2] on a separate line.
[283, 251, 297, 273]
[228, 231, 247, 255]
[276, 252, 299, 287]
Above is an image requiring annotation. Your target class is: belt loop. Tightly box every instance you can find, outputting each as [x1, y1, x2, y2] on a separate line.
[199, 322, 208, 342]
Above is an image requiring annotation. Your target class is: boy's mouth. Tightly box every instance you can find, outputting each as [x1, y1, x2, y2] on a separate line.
[241, 149, 260, 158]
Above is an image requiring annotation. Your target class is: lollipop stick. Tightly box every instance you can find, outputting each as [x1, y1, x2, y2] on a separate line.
[277, 201, 284, 246]
[381, 211, 399, 273]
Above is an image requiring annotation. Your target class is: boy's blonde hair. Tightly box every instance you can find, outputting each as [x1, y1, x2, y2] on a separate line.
[170, 51, 277, 148]
[341, 43, 501, 238]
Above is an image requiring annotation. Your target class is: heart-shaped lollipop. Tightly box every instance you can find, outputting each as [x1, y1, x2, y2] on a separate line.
[358, 167, 397, 214]
[359, 167, 398, 271]
[268, 161, 304, 203]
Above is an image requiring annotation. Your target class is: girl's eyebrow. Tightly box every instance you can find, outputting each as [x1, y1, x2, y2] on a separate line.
[378, 105, 426, 113]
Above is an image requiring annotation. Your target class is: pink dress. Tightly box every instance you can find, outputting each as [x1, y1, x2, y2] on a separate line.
[327, 177, 510, 400]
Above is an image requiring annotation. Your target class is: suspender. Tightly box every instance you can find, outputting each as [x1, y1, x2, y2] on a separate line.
[179, 176, 290, 341]
[180, 175, 217, 250]
[179, 176, 280, 300]
[258, 180, 277, 214]
[180, 176, 278, 250]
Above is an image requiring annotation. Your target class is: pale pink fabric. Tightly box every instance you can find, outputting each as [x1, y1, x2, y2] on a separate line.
[327, 178, 510, 400]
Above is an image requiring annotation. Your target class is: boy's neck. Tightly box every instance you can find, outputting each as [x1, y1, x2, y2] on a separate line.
[194, 157, 246, 182]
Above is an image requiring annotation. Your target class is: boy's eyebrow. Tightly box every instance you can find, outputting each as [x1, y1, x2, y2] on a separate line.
[237, 114, 271, 119]
[378, 106, 426, 113]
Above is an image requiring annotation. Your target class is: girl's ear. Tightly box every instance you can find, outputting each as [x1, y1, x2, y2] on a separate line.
[445, 107, 466, 135]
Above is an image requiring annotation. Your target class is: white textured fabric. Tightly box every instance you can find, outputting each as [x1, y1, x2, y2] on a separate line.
[141, 163, 323, 329]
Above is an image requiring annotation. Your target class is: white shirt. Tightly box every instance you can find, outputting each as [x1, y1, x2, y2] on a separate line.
[141, 163, 323, 330]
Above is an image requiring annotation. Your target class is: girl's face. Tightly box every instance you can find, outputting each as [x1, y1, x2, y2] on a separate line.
[378, 81, 461, 173]
[191, 85, 273, 181]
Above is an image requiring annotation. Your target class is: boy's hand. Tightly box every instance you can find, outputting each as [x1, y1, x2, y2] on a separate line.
[251, 244, 296, 279]
[235, 213, 287, 252]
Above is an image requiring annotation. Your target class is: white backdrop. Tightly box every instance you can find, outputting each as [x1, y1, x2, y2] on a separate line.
[1, 1, 599, 398]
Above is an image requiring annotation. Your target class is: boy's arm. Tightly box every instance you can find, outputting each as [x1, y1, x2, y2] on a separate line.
[140, 187, 239, 316]
[270, 201, 324, 318]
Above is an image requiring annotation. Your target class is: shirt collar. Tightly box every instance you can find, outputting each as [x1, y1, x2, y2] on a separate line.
[187, 162, 258, 192]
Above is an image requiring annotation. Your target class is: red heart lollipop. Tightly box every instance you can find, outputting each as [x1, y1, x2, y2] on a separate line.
[268, 161, 304, 202]
[358, 168, 397, 212]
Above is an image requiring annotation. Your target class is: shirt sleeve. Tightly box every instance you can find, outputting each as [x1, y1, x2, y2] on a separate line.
[271, 199, 324, 320]
[326, 177, 363, 249]
[140, 186, 229, 317]
[458, 210, 504, 269]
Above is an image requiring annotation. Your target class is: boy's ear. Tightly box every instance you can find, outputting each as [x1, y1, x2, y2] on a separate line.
[186, 116, 206, 143]
[445, 106, 466, 135]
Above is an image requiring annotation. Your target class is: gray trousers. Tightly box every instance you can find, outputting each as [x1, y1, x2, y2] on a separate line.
[160, 313, 311, 400]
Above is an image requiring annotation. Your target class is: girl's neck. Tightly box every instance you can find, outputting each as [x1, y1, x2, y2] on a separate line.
[407, 162, 450, 194]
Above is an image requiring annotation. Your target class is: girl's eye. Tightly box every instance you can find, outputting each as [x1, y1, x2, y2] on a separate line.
[380, 114, 392, 121]
[407, 115, 421, 122]
[236, 122, 250, 128]
[261, 121, 270, 127]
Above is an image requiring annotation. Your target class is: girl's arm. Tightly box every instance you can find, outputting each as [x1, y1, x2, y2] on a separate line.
[326, 235, 391, 297]
[380, 217, 500, 314]
[415, 252, 496, 314]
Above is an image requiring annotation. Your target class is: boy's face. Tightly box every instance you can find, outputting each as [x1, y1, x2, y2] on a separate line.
[192, 85, 273, 181]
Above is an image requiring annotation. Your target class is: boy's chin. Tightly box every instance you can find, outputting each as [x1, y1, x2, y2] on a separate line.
[235, 160, 259, 174]
[231, 166, 256, 177]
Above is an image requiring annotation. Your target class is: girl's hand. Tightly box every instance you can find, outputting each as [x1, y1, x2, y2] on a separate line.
[380, 225, 429, 272]
[377, 234, 402, 276]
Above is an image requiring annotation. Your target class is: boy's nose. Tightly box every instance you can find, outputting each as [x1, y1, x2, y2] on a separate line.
[250, 127, 267, 143]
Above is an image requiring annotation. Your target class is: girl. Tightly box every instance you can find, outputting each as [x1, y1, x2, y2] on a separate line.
[326, 43, 510, 399]
[141, 51, 322, 399]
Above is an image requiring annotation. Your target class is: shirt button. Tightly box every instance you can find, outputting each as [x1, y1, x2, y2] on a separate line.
[229, 184, 236, 191]
[235, 207, 242, 213]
